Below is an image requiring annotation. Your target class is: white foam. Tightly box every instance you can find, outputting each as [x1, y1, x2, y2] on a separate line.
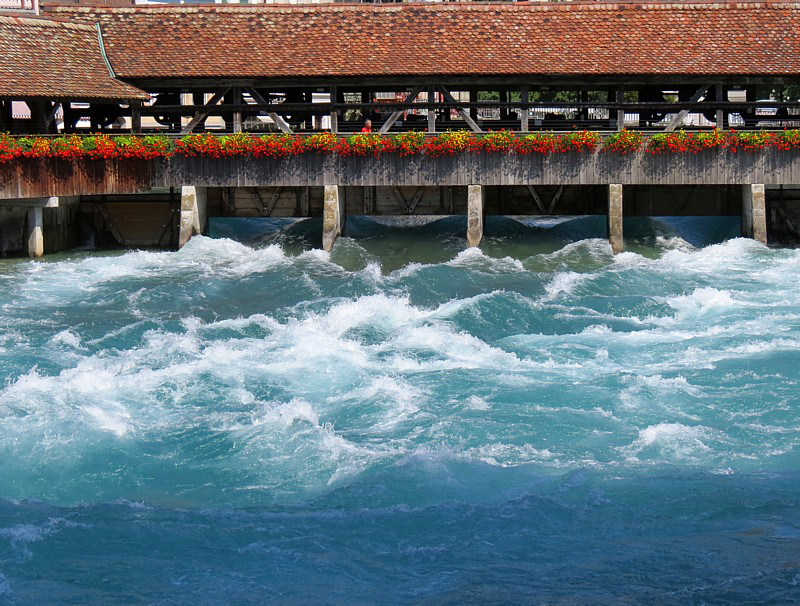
[622, 422, 716, 462]
[81, 403, 132, 437]
[49, 329, 84, 349]
[447, 247, 525, 273]
[545, 238, 612, 260]
[666, 287, 738, 316]
[542, 271, 588, 301]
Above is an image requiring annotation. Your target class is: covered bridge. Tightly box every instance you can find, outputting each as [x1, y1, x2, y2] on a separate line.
[3, 1, 800, 134]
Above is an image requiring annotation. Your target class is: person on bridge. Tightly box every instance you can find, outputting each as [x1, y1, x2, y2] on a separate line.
[361, 119, 373, 133]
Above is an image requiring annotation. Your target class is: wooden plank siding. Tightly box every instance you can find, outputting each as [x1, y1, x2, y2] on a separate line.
[3, 151, 800, 200]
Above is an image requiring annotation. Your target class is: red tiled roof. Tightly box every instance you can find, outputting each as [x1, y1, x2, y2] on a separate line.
[0, 15, 147, 100]
[46, 2, 800, 80]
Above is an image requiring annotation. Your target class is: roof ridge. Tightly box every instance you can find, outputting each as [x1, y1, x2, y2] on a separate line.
[46, 0, 800, 12]
[0, 14, 95, 30]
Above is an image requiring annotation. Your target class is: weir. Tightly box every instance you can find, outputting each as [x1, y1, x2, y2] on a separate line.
[0, 151, 785, 256]
[1, 1, 799, 255]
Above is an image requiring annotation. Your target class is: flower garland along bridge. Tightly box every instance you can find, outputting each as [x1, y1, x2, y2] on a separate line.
[2, 1, 800, 255]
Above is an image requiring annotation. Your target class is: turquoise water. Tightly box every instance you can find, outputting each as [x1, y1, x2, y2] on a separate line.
[1, 215, 800, 604]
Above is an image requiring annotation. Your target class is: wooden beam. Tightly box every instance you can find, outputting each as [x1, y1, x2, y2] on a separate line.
[299, 187, 310, 216]
[45, 102, 61, 129]
[247, 88, 293, 134]
[428, 85, 436, 133]
[716, 84, 724, 129]
[520, 86, 529, 133]
[363, 186, 376, 213]
[665, 84, 711, 132]
[97, 203, 127, 247]
[249, 188, 268, 215]
[526, 185, 547, 215]
[265, 187, 283, 216]
[616, 86, 625, 131]
[391, 186, 408, 212]
[179, 86, 230, 135]
[407, 187, 424, 215]
[378, 84, 424, 134]
[155, 208, 178, 247]
[232, 87, 243, 133]
[436, 84, 483, 133]
[329, 85, 338, 134]
[131, 100, 142, 133]
[546, 185, 564, 215]
[248, 187, 283, 217]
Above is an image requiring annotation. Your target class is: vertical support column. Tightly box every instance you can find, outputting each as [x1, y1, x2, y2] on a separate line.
[131, 100, 142, 133]
[179, 186, 207, 249]
[715, 84, 724, 129]
[0, 100, 10, 133]
[520, 86, 529, 133]
[742, 184, 767, 244]
[467, 184, 484, 247]
[27, 207, 44, 258]
[428, 85, 436, 133]
[608, 183, 623, 254]
[30, 100, 49, 134]
[323, 184, 345, 252]
[329, 86, 338, 134]
[232, 87, 243, 133]
[615, 85, 625, 131]
[299, 187, 310, 217]
[469, 89, 478, 123]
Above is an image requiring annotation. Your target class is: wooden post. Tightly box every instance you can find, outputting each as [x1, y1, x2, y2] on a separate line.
[330, 86, 338, 134]
[467, 184, 484, 247]
[30, 100, 49, 134]
[616, 86, 625, 131]
[469, 89, 478, 123]
[300, 187, 310, 217]
[500, 89, 508, 121]
[232, 87, 242, 133]
[742, 184, 767, 244]
[520, 86, 529, 133]
[323, 184, 345, 252]
[0, 100, 8, 133]
[27, 207, 44, 258]
[131, 100, 142, 133]
[716, 84, 724, 129]
[608, 184, 623, 254]
[428, 85, 436, 133]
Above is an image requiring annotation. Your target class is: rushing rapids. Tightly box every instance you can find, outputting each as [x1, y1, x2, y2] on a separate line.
[1, 216, 799, 604]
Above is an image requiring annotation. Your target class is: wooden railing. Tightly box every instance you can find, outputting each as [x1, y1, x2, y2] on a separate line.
[3, 149, 800, 200]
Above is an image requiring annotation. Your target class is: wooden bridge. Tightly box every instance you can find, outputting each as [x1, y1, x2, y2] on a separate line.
[1, 1, 800, 256]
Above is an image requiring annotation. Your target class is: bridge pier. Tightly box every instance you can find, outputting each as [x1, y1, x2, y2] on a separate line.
[27, 207, 43, 258]
[742, 184, 767, 244]
[467, 184, 484, 247]
[323, 184, 345, 252]
[179, 186, 208, 249]
[608, 183, 624, 254]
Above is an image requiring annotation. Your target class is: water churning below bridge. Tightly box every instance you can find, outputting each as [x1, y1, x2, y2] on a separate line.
[1, 216, 798, 604]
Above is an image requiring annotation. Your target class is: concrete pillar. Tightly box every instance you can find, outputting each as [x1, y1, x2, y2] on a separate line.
[323, 184, 345, 252]
[27, 207, 43, 258]
[467, 184, 484, 247]
[742, 184, 767, 244]
[179, 186, 208, 249]
[608, 183, 623, 254]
